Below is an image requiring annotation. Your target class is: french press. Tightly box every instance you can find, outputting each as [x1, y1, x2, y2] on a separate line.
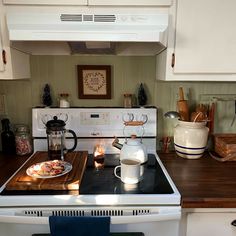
[46, 116, 77, 160]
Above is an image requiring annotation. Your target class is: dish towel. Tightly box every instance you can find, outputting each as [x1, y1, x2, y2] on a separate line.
[49, 216, 110, 236]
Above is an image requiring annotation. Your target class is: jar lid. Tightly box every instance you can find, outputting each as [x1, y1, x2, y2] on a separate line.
[60, 93, 69, 97]
[124, 93, 132, 97]
[46, 116, 65, 131]
[15, 124, 29, 133]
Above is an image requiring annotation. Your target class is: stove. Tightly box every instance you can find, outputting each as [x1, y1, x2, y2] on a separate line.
[0, 107, 181, 236]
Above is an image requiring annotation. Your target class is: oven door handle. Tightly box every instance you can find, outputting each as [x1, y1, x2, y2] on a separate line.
[0, 212, 181, 225]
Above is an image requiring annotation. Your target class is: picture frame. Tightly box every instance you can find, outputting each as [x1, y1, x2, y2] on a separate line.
[77, 65, 111, 99]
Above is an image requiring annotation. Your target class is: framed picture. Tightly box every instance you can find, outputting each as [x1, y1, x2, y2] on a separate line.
[77, 65, 111, 99]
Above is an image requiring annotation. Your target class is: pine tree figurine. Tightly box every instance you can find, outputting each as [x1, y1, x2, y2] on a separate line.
[42, 84, 52, 107]
[138, 83, 147, 106]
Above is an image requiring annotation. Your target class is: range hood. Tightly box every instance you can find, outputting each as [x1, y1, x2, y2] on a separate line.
[6, 8, 169, 55]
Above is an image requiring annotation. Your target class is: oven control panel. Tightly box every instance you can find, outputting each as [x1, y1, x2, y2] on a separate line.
[32, 107, 157, 138]
[80, 112, 110, 126]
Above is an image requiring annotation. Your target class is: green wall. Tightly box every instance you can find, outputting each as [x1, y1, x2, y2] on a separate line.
[0, 55, 156, 125]
[1, 55, 236, 143]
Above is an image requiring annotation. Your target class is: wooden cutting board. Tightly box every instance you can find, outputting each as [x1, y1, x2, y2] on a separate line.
[5, 151, 88, 191]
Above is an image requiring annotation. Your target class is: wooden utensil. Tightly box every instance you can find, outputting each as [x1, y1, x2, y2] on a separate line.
[177, 87, 189, 121]
[190, 104, 208, 122]
[208, 102, 215, 135]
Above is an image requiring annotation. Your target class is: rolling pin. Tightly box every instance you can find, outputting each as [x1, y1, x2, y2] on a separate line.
[177, 87, 189, 121]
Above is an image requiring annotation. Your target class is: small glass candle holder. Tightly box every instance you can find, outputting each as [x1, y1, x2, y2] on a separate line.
[93, 145, 105, 170]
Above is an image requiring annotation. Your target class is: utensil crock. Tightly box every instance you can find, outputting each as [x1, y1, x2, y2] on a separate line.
[174, 120, 209, 159]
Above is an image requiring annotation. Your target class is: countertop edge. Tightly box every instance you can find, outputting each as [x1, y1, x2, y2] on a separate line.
[181, 197, 236, 208]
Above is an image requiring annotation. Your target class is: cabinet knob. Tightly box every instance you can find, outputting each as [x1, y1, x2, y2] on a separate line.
[231, 220, 236, 226]
[2, 50, 6, 64]
[171, 53, 175, 68]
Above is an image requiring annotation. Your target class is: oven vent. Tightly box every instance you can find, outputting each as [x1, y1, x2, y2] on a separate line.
[133, 209, 151, 216]
[94, 15, 116, 22]
[83, 14, 93, 22]
[52, 210, 85, 217]
[60, 14, 82, 22]
[21, 210, 85, 217]
[60, 14, 116, 23]
[18, 208, 153, 218]
[23, 210, 43, 217]
[91, 210, 123, 216]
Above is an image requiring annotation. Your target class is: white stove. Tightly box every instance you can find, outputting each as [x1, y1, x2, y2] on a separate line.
[0, 107, 181, 236]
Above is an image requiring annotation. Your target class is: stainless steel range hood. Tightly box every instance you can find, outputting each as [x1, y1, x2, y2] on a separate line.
[6, 8, 169, 55]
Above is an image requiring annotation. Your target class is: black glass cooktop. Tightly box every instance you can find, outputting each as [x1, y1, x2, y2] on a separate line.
[80, 154, 174, 195]
[1, 154, 173, 196]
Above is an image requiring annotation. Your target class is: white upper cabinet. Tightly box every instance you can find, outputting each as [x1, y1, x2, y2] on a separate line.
[88, 0, 172, 6]
[3, 0, 171, 6]
[3, 0, 88, 5]
[156, 0, 236, 81]
[0, 3, 30, 80]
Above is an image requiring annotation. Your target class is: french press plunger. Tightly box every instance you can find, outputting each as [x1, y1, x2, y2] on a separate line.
[46, 116, 77, 160]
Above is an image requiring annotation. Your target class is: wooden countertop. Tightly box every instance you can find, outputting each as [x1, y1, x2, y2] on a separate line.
[0, 153, 30, 187]
[1, 151, 236, 208]
[159, 152, 236, 208]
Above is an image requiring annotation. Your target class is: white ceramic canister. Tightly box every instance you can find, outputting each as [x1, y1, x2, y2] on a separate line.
[174, 120, 209, 159]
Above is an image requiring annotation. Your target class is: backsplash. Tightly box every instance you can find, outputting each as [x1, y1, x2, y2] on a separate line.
[0, 55, 156, 123]
[1, 55, 236, 142]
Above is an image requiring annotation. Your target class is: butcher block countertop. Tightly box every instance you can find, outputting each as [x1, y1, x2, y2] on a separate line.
[0, 153, 30, 188]
[1, 151, 236, 208]
[159, 151, 236, 208]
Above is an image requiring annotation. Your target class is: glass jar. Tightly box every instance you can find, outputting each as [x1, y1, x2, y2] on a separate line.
[59, 93, 70, 108]
[124, 94, 132, 108]
[15, 125, 33, 156]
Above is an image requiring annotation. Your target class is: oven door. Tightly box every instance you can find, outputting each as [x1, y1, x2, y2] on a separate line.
[0, 206, 181, 236]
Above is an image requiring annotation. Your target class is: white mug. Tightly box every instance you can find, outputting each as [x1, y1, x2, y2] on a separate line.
[114, 159, 141, 184]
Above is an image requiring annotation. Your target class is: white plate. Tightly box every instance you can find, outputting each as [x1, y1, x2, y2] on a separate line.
[26, 160, 72, 179]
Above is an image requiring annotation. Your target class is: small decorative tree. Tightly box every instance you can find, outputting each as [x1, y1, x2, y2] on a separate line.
[138, 83, 147, 106]
[42, 84, 52, 107]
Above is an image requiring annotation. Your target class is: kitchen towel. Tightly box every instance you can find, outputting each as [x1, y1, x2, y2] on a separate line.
[49, 216, 110, 236]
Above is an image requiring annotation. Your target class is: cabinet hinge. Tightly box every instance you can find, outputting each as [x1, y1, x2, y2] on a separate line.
[171, 53, 175, 68]
[2, 50, 7, 65]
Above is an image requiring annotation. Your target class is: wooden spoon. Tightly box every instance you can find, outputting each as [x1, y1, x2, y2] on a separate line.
[177, 87, 189, 121]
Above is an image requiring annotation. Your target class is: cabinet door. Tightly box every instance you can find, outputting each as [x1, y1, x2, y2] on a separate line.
[187, 213, 236, 236]
[88, 0, 171, 6]
[174, 0, 236, 73]
[3, 0, 87, 5]
[0, 3, 30, 79]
